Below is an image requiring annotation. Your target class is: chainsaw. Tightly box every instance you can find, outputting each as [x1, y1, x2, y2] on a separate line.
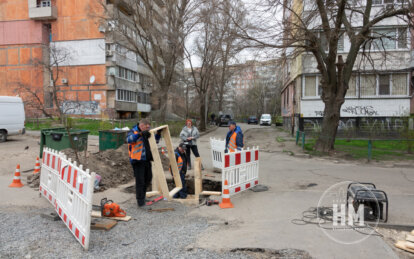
[101, 198, 126, 217]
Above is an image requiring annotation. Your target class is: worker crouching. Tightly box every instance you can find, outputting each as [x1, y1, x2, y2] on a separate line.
[127, 119, 161, 207]
[172, 143, 188, 199]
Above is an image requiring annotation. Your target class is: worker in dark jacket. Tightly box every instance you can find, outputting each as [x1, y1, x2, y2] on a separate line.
[127, 119, 160, 207]
[225, 121, 243, 152]
[172, 143, 188, 199]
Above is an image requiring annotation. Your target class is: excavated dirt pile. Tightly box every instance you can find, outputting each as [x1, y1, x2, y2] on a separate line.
[62, 146, 172, 191]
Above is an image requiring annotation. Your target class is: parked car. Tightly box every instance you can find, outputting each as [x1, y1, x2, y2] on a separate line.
[247, 116, 258, 124]
[216, 114, 232, 126]
[0, 96, 25, 142]
[260, 114, 272, 126]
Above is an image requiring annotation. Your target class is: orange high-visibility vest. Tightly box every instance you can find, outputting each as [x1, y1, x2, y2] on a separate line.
[228, 132, 237, 152]
[128, 131, 144, 160]
[170, 153, 183, 174]
[177, 156, 183, 171]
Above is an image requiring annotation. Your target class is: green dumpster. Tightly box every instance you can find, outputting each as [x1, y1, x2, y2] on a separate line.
[40, 128, 89, 158]
[99, 130, 128, 151]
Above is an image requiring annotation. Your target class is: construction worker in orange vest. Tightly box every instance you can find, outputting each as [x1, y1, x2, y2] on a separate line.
[172, 143, 188, 199]
[127, 119, 161, 207]
[225, 121, 244, 153]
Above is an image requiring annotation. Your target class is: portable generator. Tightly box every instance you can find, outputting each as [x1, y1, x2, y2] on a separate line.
[346, 182, 388, 222]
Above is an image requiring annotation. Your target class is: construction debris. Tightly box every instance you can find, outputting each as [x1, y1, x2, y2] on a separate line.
[91, 218, 118, 231]
[91, 210, 132, 221]
[27, 173, 40, 188]
[395, 230, 414, 254]
[148, 208, 175, 212]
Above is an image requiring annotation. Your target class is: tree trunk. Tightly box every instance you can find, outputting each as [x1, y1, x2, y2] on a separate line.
[199, 94, 206, 131]
[314, 100, 341, 152]
[158, 87, 169, 122]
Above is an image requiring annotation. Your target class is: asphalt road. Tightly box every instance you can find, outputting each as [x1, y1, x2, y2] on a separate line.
[192, 123, 414, 258]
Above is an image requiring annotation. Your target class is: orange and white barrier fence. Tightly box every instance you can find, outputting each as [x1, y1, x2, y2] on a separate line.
[210, 138, 260, 196]
[39, 147, 95, 250]
[222, 148, 259, 195]
[210, 137, 225, 169]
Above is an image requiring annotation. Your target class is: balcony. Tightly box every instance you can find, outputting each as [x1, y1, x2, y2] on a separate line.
[28, 0, 57, 20]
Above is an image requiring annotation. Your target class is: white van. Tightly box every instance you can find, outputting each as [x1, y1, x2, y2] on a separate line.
[0, 96, 26, 142]
[260, 114, 272, 126]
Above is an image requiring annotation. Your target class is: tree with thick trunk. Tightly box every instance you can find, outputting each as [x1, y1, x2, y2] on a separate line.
[100, 0, 195, 121]
[235, 0, 412, 152]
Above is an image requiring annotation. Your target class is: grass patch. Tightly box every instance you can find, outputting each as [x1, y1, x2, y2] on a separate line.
[276, 136, 286, 143]
[25, 118, 187, 137]
[301, 138, 414, 160]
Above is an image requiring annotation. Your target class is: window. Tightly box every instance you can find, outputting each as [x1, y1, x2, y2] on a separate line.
[360, 73, 408, 97]
[318, 32, 344, 52]
[37, 0, 51, 7]
[304, 76, 317, 97]
[397, 28, 407, 49]
[117, 66, 137, 82]
[379, 75, 390, 95]
[391, 74, 407, 95]
[371, 27, 408, 50]
[117, 89, 138, 102]
[360, 74, 377, 96]
[346, 75, 357, 97]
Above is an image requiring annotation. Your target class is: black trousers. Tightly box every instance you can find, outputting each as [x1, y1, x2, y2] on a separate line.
[131, 160, 152, 202]
[186, 145, 200, 168]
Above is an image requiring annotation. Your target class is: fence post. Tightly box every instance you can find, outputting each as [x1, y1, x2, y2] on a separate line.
[301, 132, 305, 150]
[368, 140, 372, 161]
[296, 130, 300, 145]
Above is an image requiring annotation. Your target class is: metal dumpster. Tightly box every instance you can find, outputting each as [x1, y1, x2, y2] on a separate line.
[40, 128, 89, 158]
[99, 130, 128, 151]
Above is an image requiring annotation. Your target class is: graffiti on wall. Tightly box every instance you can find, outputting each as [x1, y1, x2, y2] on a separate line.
[61, 101, 100, 115]
[342, 106, 378, 116]
[303, 117, 407, 137]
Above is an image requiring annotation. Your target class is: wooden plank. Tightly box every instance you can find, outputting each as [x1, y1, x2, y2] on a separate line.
[163, 126, 182, 199]
[148, 208, 175, 212]
[395, 241, 414, 254]
[150, 125, 168, 132]
[194, 157, 202, 200]
[200, 191, 222, 196]
[91, 210, 132, 221]
[169, 187, 182, 198]
[173, 198, 199, 205]
[91, 219, 117, 230]
[146, 191, 160, 198]
[148, 128, 170, 199]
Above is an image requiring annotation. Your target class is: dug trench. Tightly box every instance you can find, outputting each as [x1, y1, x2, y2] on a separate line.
[58, 145, 222, 194]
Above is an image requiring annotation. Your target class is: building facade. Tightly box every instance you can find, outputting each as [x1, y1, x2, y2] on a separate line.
[281, 1, 414, 136]
[0, 0, 157, 119]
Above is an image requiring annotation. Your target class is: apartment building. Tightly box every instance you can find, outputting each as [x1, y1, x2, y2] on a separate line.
[281, 0, 414, 136]
[0, 0, 158, 119]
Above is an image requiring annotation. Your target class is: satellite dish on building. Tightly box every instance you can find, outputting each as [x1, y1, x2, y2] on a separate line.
[90, 75, 95, 84]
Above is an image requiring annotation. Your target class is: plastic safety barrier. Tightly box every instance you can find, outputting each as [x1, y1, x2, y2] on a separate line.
[221, 148, 259, 195]
[39, 147, 95, 250]
[210, 137, 225, 169]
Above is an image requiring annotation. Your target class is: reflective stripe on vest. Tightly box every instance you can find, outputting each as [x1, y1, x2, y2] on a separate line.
[128, 131, 144, 160]
[177, 156, 183, 171]
[229, 132, 237, 152]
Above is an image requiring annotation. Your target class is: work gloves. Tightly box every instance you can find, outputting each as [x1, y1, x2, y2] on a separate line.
[141, 130, 151, 139]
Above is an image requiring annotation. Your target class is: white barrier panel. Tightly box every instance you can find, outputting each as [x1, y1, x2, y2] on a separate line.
[39, 147, 95, 250]
[221, 148, 259, 196]
[210, 137, 225, 169]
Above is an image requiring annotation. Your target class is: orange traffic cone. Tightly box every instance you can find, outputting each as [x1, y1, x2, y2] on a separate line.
[9, 164, 24, 188]
[219, 180, 234, 209]
[33, 157, 41, 174]
[161, 147, 165, 155]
